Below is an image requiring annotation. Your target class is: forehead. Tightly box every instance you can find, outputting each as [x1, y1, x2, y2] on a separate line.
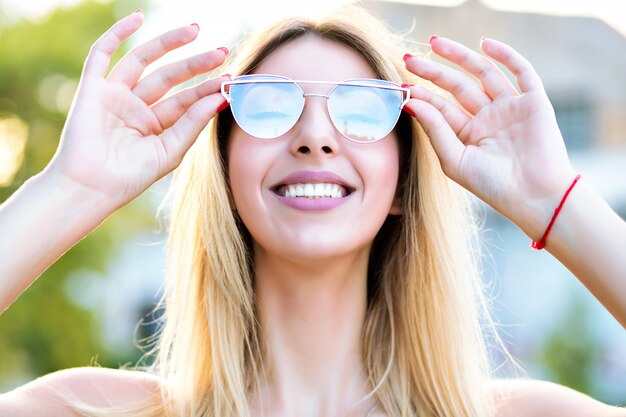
[252, 35, 378, 82]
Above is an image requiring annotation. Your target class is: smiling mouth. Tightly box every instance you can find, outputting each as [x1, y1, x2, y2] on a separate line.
[272, 183, 354, 198]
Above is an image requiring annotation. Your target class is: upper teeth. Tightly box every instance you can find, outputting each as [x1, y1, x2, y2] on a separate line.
[279, 183, 348, 198]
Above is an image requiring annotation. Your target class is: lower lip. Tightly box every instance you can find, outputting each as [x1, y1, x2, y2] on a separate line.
[272, 192, 354, 211]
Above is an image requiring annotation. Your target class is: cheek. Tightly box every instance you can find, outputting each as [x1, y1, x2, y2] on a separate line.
[228, 132, 259, 212]
[360, 139, 400, 205]
[227, 132, 277, 228]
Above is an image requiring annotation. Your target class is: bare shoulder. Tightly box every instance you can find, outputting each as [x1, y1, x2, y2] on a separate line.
[0, 366, 164, 417]
[489, 378, 626, 417]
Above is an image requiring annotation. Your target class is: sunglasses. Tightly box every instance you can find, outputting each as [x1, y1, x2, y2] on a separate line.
[220, 74, 411, 143]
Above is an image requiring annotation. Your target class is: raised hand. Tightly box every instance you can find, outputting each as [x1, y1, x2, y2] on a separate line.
[402, 37, 577, 233]
[46, 10, 229, 211]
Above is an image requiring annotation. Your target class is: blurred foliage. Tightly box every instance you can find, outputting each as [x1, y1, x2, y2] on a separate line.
[537, 294, 603, 397]
[0, 0, 149, 390]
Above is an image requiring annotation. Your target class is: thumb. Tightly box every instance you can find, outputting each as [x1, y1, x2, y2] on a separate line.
[159, 93, 227, 171]
[405, 99, 465, 180]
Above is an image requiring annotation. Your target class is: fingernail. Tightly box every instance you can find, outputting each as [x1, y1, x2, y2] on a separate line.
[402, 106, 416, 117]
[135, 8, 143, 14]
[480, 36, 488, 44]
[217, 46, 229, 55]
[429, 35, 438, 44]
[191, 23, 200, 31]
[403, 53, 415, 62]
[216, 101, 230, 113]
[401, 83, 414, 88]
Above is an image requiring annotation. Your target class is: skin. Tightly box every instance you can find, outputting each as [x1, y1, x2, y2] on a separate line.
[0, 10, 625, 417]
[227, 36, 400, 417]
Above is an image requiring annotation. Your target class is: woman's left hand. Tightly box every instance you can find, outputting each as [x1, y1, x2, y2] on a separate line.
[402, 37, 577, 238]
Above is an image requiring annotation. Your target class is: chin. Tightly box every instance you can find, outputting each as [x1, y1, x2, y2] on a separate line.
[255, 237, 372, 265]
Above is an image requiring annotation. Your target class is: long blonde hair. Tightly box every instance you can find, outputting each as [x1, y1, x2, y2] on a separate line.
[65, 4, 519, 417]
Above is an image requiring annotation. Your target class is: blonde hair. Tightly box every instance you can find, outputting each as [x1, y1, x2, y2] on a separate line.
[65, 4, 520, 417]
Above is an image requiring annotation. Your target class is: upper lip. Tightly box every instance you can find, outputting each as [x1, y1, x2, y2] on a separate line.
[271, 170, 355, 192]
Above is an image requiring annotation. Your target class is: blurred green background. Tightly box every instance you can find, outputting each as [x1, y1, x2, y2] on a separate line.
[0, 0, 152, 386]
[0, 0, 624, 406]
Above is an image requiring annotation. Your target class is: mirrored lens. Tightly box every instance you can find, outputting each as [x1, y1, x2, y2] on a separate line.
[229, 77, 304, 139]
[328, 81, 404, 142]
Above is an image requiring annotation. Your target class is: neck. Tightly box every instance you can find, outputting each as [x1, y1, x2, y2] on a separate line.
[249, 244, 377, 417]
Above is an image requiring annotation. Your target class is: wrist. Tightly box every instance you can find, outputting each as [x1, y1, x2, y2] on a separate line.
[530, 174, 581, 249]
[35, 167, 118, 220]
[0, 170, 116, 309]
[512, 171, 579, 245]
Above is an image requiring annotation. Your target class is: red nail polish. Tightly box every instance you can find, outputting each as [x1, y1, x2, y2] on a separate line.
[217, 46, 229, 55]
[216, 101, 230, 113]
[401, 83, 414, 88]
[403, 53, 415, 62]
[191, 23, 199, 31]
[429, 35, 438, 44]
[402, 106, 416, 118]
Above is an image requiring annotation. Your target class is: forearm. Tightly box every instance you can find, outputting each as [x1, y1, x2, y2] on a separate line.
[522, 181, 626, 329]
[0, 169, 114, 314]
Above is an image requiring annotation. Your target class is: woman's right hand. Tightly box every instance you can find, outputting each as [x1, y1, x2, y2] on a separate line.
[46, 10, 229, 210]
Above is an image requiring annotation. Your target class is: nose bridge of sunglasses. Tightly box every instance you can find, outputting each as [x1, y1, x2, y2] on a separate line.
[302, 92, 330, 99]
[297, 80, 336, 97]
[285, 87, 338, 135]
[296, 83, 334, 117]
[299, 94, 335, 128]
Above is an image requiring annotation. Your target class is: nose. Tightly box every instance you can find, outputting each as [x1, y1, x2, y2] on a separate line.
[289, 95, 340, 158]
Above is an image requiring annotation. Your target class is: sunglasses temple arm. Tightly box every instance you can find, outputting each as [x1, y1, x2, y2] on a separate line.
[400, 87, 411, 109]
[220, 82, 232, 103]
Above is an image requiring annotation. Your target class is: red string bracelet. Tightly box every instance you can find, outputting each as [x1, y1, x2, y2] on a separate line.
[531, 174, 582, 250]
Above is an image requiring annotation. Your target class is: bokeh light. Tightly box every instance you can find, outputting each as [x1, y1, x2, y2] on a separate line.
[0, 116, 28, 186]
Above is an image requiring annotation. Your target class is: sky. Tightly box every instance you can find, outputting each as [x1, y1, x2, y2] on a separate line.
[2, 0, 626, 39]
[1, 0, 626, 108]
[3, 0, 624, 77]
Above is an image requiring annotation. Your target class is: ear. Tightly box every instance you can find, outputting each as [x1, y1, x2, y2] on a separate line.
[389, 194, 403, 216]
[226, 186, 237, 212]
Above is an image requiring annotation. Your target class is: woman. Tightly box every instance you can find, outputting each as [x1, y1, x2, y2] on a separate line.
[0, 5, 624, 417]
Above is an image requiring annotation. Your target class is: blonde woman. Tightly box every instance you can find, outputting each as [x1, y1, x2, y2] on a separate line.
[0, 5, 625, 417]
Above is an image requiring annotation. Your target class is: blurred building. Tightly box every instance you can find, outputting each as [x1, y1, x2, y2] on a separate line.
[363, 0, 626, 401]
[365, 0, 626, 152]
[365, 0, 626, 209]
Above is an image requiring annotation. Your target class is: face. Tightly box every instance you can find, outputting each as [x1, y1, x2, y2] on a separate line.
[227, 35, 402, 263]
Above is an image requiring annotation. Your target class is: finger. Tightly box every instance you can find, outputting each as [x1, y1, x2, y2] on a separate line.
[429, 36, 519, 99]
[404, 54, 491, 115]
[107, 23, 200, 87]
[133, 48, 227, 106]
[480, 38, 544, 93]
[152, 75, 229, 130]
[406, 85, 471, 136]
[403, 99, 465, 180]
[83, 10, 144, 78]
[159, 93, 227, 170]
